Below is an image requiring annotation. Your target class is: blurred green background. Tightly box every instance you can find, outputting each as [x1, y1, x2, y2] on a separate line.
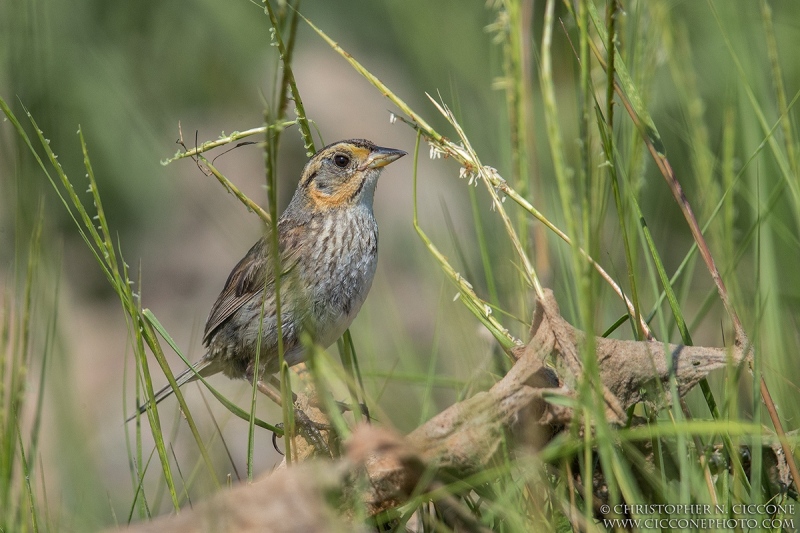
[3, 0, 800, 529]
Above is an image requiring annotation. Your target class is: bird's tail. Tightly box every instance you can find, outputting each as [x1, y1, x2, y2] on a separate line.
[126, 358, 220, 423]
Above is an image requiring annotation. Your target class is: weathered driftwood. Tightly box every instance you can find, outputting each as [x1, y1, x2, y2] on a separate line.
[115, 289, 753, 532]
[109, 452, 369, 533]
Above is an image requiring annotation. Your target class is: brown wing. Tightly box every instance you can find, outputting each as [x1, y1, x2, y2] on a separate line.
[202, 223, 304, 345]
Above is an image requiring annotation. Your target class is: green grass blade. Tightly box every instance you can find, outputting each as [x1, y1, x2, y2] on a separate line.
[142, 310, 279, 434]
[264, 0, 315, 155]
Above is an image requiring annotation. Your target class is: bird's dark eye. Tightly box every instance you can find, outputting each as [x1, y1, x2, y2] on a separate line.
[333, 154, 350, 168]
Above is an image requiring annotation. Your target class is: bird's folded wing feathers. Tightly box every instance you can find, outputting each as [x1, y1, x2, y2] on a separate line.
[202, 227, 304, 344]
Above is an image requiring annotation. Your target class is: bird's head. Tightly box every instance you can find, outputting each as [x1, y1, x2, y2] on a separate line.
[296, 139, 406, 210]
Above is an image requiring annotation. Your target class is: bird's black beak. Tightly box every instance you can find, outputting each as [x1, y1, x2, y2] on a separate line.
[362, 146, 407, 170]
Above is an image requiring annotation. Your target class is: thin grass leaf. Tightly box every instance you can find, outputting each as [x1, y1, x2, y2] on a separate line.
[196, 155, 271, 224]
[760, 0, 799, 180]
[595, 108, 645, 341]
[467, 186, 500, 307]
[411, 133, 522, 351]
[280, 362, 295, 463]
[708, 1, 800, 216]
[264, 0, 314, 155]
[142, 309, 279, 434]
[337, 330, 366, 424]
[305, 337, 351, 443]
[162, 123, 295, 165]
[125, 447, 156, 525]
[248, 278, 266, 479]
[425, 92, 541, 296]
[15, 423, 38, 533]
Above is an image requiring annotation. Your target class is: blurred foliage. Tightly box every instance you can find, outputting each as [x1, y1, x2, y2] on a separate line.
[3, 0, 800, 239]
